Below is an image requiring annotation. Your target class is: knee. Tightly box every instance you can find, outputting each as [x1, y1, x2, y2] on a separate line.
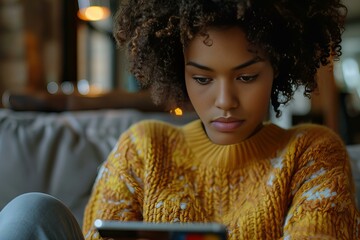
[7, 192, 60, 209]
[0, 193, 83, 239]
[0, 192, 68, 220]
[8, 192, 56, 205]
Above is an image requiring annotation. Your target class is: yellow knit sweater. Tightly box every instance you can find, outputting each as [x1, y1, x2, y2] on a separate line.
[83, 119, 359, 239]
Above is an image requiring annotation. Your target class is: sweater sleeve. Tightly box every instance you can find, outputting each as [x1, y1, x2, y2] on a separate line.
[82, 126, 145, 240]
[283, 126, 360, 239]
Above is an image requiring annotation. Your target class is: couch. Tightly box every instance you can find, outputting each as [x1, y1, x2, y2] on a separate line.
[0, 109, 359, 227]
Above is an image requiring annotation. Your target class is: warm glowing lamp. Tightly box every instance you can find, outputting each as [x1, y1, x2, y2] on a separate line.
[77, 0, 110, 21]
[170, 107, 183, 116]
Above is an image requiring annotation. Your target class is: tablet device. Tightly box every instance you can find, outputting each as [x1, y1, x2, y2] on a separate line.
[94, 219, 227, 240]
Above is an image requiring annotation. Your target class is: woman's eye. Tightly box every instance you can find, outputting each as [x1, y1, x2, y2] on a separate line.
[193, 77, 212, 85]
[236, 74, 259, 83]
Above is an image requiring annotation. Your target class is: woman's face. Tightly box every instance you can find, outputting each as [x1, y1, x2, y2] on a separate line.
[184, 27, 274, 145]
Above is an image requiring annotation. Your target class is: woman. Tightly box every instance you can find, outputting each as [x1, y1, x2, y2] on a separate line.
[0, 0, 358, 239]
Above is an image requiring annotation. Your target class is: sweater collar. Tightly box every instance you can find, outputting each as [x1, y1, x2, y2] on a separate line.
[182, 119, 289, 169]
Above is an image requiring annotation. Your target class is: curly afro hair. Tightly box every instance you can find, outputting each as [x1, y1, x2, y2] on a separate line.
[114, 0, 347, 116]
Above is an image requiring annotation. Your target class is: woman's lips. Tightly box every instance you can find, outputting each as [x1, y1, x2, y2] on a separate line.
[210, 118, 245, 132]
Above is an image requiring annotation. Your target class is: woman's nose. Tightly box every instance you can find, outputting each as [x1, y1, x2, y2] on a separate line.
[214, 81, 239, 110]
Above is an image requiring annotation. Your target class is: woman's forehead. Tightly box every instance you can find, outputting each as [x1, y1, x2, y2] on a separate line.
[184, 26, 265, 60]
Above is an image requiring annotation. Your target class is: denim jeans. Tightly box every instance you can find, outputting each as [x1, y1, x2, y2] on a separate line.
[0, 192, 84, 240]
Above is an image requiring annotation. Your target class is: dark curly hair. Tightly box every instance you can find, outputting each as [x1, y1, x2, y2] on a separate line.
[114, 0, 347, 116]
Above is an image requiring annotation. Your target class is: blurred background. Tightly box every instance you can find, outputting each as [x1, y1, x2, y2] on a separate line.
[0, 1, 132, 96]
[0, 0, 359, 144]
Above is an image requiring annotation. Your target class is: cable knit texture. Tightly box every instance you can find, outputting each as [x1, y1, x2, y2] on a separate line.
[83, 119, 360, 239]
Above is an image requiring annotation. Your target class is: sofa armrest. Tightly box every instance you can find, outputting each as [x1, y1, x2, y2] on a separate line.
[347, 144, 360, 209]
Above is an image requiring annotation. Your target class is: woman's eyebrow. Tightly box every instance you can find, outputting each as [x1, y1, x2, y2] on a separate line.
[185, 57, 263, 71]
[232, 57, 263, 70]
